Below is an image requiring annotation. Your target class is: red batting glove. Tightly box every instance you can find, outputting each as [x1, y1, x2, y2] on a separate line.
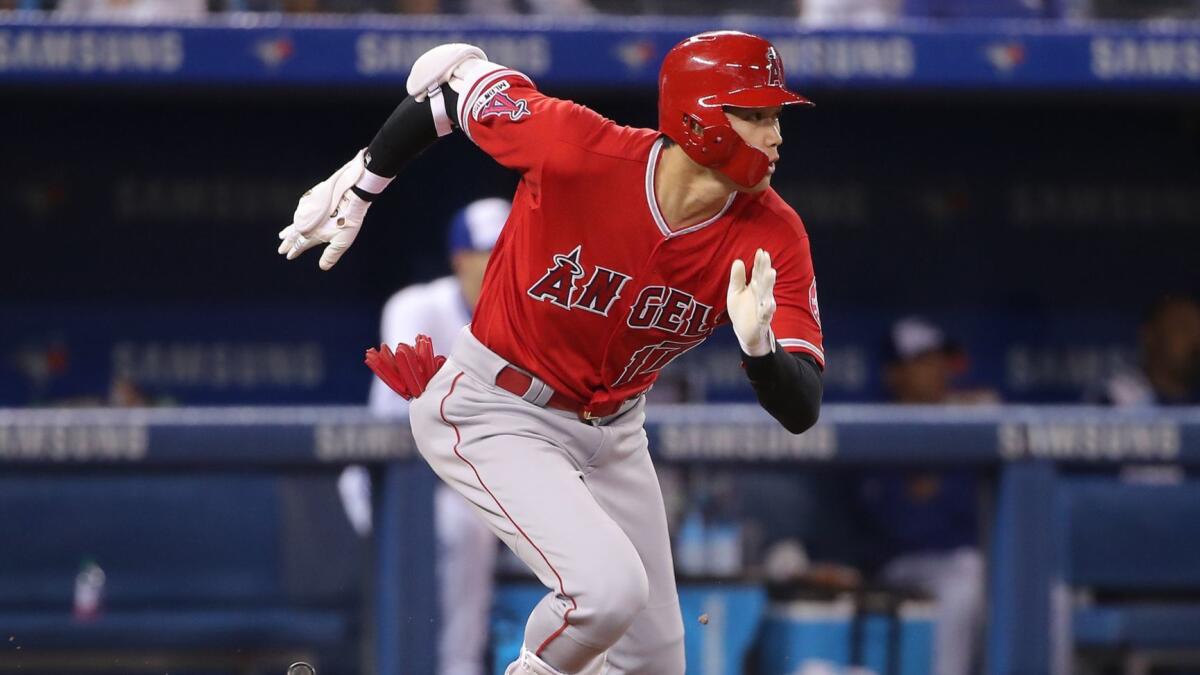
[414, 333, 448, 380]
[364, 334, 447, 400]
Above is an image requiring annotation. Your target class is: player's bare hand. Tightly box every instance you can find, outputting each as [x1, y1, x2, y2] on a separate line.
[727, 248, 777, 357]
[278, 149, 371, 271]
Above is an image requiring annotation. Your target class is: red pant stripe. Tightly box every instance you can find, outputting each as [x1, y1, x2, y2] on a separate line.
[438, 371, 577, 659]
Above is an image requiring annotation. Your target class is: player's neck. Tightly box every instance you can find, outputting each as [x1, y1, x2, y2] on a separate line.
[654, 145, 737, 233]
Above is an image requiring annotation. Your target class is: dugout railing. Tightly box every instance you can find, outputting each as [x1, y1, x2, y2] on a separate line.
[2, 404, 1200, 674]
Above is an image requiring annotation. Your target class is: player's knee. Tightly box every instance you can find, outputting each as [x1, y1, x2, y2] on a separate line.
[579, 562, 650, 643]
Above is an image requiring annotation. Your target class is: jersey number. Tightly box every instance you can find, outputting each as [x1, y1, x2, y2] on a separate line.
[612, 337, 705, 388]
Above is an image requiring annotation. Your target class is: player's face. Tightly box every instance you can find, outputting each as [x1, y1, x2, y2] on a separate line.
[452, 250, 492, 311]
[724, 106, 783, 193]
[885, 352, 953, 404]
[1144, 300, 1200, 381]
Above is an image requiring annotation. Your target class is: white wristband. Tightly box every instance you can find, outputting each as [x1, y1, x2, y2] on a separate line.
[428, 88, 455, 138]
[354, 166, 394, 196]
[737, 328, 776, 358]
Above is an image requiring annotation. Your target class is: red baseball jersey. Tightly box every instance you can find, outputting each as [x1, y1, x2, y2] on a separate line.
[457, 68, 824, 411]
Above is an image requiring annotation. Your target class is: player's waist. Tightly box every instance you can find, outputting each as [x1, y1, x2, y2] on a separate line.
[450, 327, 640, 424]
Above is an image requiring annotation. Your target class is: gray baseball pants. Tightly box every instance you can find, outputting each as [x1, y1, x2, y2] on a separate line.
[409, 329, 685, 675]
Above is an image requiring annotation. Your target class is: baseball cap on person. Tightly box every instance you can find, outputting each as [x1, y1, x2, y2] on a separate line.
[447, 197, 511, 256]
[883, 316, 962, 365]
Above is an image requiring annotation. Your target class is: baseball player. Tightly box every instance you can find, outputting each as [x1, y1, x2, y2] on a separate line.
[279, 31, 825, 675]
[361, 198, 510, 675]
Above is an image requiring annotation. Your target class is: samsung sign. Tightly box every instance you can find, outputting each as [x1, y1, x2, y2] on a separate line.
[657, 423, 837, 461]
[999, 422, 1181, 462]
[356, 32, 552, 77]
[1092, 37, 1200, 80]
[0, 424, 148, 463]
[773, 36, 916, 81]
[0, 29, 182, 73]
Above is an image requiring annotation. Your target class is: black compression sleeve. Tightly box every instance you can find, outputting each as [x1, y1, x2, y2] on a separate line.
[742, 347, 823, 434]
[353, 84, 460, 199]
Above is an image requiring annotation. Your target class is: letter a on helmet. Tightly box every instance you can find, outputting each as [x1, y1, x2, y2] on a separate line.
[658, 31, 813, 188]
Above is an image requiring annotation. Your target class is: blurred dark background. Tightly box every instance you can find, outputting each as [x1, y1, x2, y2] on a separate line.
[5, 86, 1198, 404]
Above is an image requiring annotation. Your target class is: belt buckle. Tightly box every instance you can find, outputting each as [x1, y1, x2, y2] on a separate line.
[581, 409, 596, 421]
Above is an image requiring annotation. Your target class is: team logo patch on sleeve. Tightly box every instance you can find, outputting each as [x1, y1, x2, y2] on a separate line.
[472, 80, 531, 122]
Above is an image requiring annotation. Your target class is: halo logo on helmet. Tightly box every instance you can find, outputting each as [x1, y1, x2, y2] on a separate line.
[766, 47, 782, 87]
[658, 32, 813, 189]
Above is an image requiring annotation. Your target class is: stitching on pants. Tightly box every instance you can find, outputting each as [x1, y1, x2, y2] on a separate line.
[438, 370, 578, 659]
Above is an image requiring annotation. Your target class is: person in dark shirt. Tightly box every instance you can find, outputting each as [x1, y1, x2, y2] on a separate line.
[1091, 295, 1200, 407]
[854, 316, 993, 675]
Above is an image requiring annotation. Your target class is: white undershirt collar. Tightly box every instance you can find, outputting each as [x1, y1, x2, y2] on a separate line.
[644, 137, 736, 239]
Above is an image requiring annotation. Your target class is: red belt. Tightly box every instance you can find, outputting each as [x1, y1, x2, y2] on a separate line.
[495, 366, 626, 421]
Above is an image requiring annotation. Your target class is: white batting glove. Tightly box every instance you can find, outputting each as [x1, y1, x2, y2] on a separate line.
[278, 149, 371, 271]
[727, 248, 777, 357]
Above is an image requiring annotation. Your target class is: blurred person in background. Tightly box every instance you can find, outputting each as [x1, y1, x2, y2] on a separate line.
[341, 197, 510, 675]
[1089, 294, 1200, 407]
[55, 0, 208, 20]
[853, 316, 992, 675]
[228, 0, 425, 12]
[455, 0, 592, 17]
[737, 316, 990, 673]
[587, 0, 788, 15]
[1064, 0, 1200, 19]
[228, 0, 590, 14]
[882, 316, 998, 406]
[798, 0, 901, 25]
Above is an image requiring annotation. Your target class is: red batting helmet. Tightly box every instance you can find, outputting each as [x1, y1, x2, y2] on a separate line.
[658, 31, 812, 188]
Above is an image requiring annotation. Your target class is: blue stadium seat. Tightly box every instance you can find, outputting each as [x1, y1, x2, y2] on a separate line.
[1058, 477, 1200, 665]
[0, 474, 363, 671]
[1061, 478, 1200, 590]
[1073, 605, 1200, 650]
